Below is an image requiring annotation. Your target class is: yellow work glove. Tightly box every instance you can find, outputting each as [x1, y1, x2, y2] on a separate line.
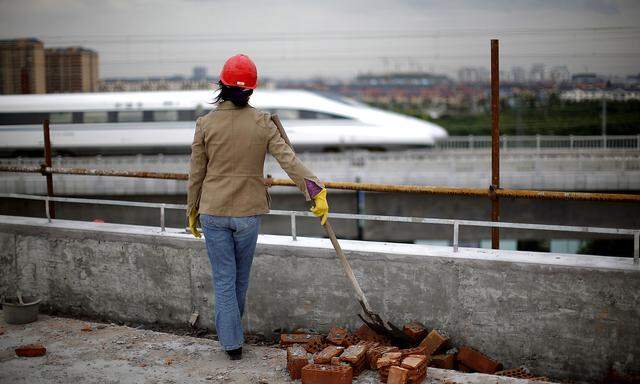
[188, 208, 201, 238]
[310, 189, 329, 225]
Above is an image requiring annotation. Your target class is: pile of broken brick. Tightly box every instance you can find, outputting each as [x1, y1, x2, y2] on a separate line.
[281, 322, 550, 384]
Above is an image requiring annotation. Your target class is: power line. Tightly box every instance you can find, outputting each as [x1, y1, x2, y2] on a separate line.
[36, 26, 640, 45]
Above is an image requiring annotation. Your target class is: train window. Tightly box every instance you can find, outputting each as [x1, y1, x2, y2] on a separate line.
[84, 111, 109, 123]
[272, 109, 350, 120]
[50, 112, 73, 124]
[178, 110, 195, 121]
[118, 111, 143, 122]
[73, 112, 83, 124]
[153, 110, 178, 122]
[0, 113, 48, 125]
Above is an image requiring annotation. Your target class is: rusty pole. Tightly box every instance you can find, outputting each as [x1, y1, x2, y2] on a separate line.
[42, 119, 55, 218]
[490, 39, 500, 249]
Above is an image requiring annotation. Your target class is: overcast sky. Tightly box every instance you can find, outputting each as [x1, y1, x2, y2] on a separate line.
[1, 0, 638, 80]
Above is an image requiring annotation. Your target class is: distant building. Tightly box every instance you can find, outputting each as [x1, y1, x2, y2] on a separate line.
[549, 66, 570, 83]
[356, 72, 450, 87]
[510, 66, 526, 83]
[0, 38, 46, 94]
[529, 63, 546, 82]
[571, 73, 606, 89]
[458, 67, 480, 83]
[192, 66, 207, 81]
[45, 47, 98, 93]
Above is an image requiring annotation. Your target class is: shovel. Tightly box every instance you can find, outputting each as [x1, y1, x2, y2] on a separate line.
[270, 114, 414, 347]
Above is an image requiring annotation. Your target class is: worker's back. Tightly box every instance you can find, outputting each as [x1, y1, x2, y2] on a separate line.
[191, 100, 270, 216]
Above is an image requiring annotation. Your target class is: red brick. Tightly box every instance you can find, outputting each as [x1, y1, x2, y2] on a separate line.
[354, 323, 391, 345]
[403, 322, 427, 342]
[280, 333, 323, 348]
[399, 345, 427, 358]
[457, 346, 502, 374]
[401, 355, 428, 370]
[339, 343, 367, 364]
[457, 363, 473, 373]
[367, 345, 398, 370]
[376, 351, 403, 369]
[305, 338, 328, 353]
[301, 364, 352, 384]
[388, 365, 409, 384]
[495, 367, 549, 381]
[418, 329, 449, 357]
[314, 345, 343, 364]
[430, 354, 456, 370]
[343, 334, 361, 346]
[15, 344, 46, 357]
[326, 326, 349, 346]
[330, 356, 341, 365]
[287, 344, 309, 380]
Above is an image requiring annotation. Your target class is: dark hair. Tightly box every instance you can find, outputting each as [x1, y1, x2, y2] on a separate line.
[213, 81, 253, 107]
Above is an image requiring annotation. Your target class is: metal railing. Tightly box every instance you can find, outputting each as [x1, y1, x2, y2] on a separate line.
[1, 193, 637, 264]
[435, 134, 640, 151]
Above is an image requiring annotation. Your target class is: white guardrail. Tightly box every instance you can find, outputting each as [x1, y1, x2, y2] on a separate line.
[435, 134, 640, 150]
[1, 193, 638, 264]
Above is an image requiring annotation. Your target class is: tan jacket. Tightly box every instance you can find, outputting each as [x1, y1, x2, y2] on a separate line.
[186, 101, 321, 217]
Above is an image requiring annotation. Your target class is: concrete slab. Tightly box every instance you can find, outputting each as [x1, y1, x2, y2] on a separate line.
[0, 313, 556, 384]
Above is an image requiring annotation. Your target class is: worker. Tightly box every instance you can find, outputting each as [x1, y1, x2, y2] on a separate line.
[186, 54, 329, 360]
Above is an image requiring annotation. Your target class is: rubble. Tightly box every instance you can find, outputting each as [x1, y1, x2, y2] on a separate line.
[457, 346, 503, 374]
[430, 354, 456, 370]
[418, 329, 449, 357]
[301, 363, 353, 384]
[401, 354, 428, 384]
[402, 322, 427, 343]
[279, 333, 323, 348]
[286, 344, 309, 380]
[274, 319, 563, 383]
[314, 345, 344, 364]
[387, 365, 409, 384]
[327, 326, 349, 346]
[340, 342, 369, 376]
[15, 343, 47, 357]
[496, 367, 550, 381]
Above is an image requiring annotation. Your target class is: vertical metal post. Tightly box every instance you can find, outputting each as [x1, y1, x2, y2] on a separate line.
[634, 231, 639, 265]
[160, 204, 166, 232]
[601, 98, 607, 138]
[355, 176, 365, 240]
[45, 198, 51, 223]
[453, 221, 459, 253]
[290, 212, 297, 241]
[43, 119, 55, 219]
[490, 39, 500, 250]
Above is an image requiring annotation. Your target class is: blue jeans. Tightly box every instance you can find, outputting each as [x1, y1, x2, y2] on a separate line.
[200, 214, 261, 351]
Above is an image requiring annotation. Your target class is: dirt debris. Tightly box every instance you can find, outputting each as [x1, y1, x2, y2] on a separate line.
[1, 313, 560, 384]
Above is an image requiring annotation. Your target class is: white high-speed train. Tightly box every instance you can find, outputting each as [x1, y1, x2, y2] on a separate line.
[0, 89, 447, 156]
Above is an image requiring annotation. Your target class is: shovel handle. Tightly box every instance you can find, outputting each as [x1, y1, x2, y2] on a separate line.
[322, 220, 372, 313]
[269, 114, 373, 315]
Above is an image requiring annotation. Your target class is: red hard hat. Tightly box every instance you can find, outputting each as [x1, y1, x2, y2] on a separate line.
[219, 54, 257, 89]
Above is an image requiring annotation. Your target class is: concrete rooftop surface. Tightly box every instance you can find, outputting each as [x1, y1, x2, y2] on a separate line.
[0, 314, 558, 384]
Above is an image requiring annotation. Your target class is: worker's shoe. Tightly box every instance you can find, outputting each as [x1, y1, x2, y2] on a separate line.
[226, 347, 242, 360]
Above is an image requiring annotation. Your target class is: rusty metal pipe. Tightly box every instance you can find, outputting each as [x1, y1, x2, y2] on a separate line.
[490, 39, 501, 249]
[1, 165, 639, 203]
[42, 119, 55, 219]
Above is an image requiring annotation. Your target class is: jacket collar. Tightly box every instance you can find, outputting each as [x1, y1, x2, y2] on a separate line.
[216, 100, 238, 110]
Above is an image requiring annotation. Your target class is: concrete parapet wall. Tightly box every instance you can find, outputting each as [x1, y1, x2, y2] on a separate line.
[0, 215, 638, 381]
